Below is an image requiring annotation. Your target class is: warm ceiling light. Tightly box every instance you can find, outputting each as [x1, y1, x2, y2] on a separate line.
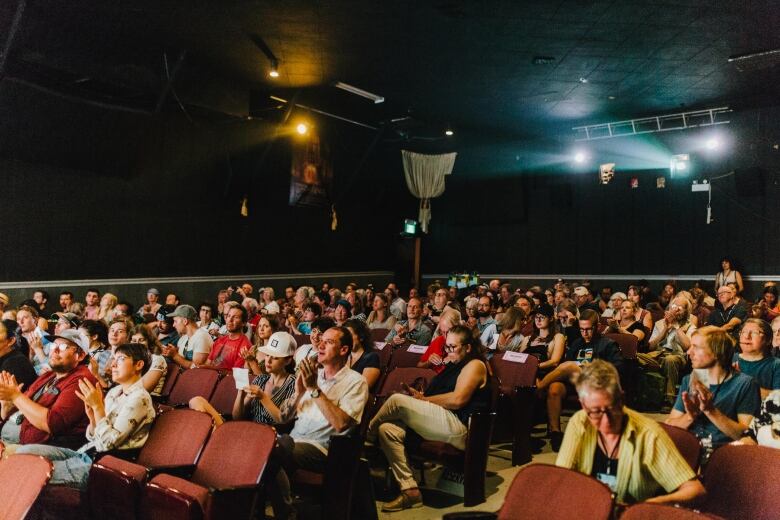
[296, 123, 308, 135]
[269, 59, 279, 78]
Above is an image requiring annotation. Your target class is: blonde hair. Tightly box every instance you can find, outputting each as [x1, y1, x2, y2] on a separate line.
[576, 359, 623, 403]
[692, 326, 735, 371]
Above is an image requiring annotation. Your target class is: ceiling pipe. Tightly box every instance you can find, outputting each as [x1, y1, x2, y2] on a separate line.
[0, 0, 27, 82]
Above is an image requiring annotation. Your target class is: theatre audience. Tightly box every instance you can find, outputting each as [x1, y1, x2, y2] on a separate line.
[368, 325, 489, 511]
[537, 310, 622, 451]
[13, 342, 155, 490]
[0, 329, 97, 450]
[708, 284, 748, 341]
[557, 360, 705, 504]
[638, 296, 696, 406]
[666, 326, 760, 448]
[266, 326, 368, 520]
[385, 298, 432, 346]
[130, 325, 167, 396]
[733, 318, 780, 398]
[345, 318, 381, 390]
[161, 305, 213, 370]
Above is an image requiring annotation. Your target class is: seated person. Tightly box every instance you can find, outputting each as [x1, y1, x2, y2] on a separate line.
[521, 303, 565, 378]
[759, 286, 780, 322]
[638, 296, 696, 406]
[474, 296, 496, 335]
[204, 305, 252, 370]
[557, 360, 704, 504]
[604, 300, 648, 350]
[294, 316, 335, 364]
[737, 389, 780, 448]
[733, 318, 780, 398]
[536, 309, 623, 451]
[162, 305, 213, 370]
[601, 292, 626, 319]
[11, 343, 156, 490]
[265, 326, 368, 520]
[345, 319, 380, 390]
[155, 305, 180, 347]
[0, 319, 37, 390]
[666, 326, 761, 448]
[366, 294, 397, 331]
[707, 285, 747, 341]
[129, 326, 168, 397]
[419, 308, 462, 374]
[0, 329, 97, 450]
[424, 288, 449, 325]
[191, 331, 297, 427]
[293, 302, 321, 335]
[385, 298, 433, 347]
[368, 325, 489, 512]
[482, 307, 526, 355]
[772, 316, 780, 358]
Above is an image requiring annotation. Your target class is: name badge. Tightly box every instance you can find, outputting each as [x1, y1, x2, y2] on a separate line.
[502, 351, 529, 363]
[596, 472, 617, 492]
[407, 344, 427, 354]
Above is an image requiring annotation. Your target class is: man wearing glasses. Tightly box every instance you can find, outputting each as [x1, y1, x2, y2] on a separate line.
[536, 309, 622, 451]
[557, 360, 704, 505]
[708, 284, 747, 341]
[0, 329, 97, 450]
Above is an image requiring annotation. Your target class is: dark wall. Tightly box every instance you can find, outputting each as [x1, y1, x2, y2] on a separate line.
[421, 106, 780, 279]
[0, 81, 410, 282]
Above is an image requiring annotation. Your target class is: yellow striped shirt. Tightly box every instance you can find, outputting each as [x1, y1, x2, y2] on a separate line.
[556, 407, 695, 503]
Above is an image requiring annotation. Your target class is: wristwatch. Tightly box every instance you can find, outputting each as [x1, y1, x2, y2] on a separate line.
[310, 388, 321, 399]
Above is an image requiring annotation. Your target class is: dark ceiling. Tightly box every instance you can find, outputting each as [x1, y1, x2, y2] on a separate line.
[3, 0, 780, 144]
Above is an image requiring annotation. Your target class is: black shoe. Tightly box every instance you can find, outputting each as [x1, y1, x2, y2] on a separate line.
[550, 431, 564, 452]
[531, 437, 546, 454]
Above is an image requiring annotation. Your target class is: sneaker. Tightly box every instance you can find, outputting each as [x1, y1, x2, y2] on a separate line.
[550, 431, 564, 452]
[382, 491, 424, 512]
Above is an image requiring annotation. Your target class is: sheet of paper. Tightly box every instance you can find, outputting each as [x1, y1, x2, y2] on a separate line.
[233, 367, 250, 389]
[407, 344, 428, 354]
[374, 341, 387, 350]
[502, 351, 529, 363]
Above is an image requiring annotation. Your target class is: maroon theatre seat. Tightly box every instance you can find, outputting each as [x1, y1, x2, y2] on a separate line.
[604, 332, 639, 360]
[143, 421, 276, 520]
[622, 502, 725, 520]
[369, 328, 390, 343]
[209, 373, 239, 418]
[386, 343, 427, 371]
[0, 454, 53, 520]
[166, 367, 220, 407]
[156, 360, 180, 402]
[699, 444, 780, 520]
[87, 408, 213, 520]
[489, 351, 539, 466]
[659, 422, 701, 472]
[497, 464, 613, 520]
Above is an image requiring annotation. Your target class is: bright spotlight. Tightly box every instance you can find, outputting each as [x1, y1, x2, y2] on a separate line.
[574, 151, 587, 163]
[705, 137, 720, 150]
[445, 128, 454, 136]
[296, 123, 309, 135]
[670, 154, 690, 177]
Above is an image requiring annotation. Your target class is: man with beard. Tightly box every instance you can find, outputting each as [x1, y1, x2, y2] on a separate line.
[155, 305, 179, 348]
[476, 296, 496, 335]
[0, 329, 97, 450]
[204, 306, 252, 369]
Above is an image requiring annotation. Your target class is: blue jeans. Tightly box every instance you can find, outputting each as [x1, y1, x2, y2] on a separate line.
[15, 444, 92, 490]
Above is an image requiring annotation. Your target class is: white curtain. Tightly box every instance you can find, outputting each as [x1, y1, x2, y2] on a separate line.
[401, 150, 456, 233]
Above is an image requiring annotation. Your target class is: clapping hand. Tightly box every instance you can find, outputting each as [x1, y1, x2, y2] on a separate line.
[690, 378, 714, 412]
[681, 390, 701, 418]
[298, 357, 318, 390]
[75, 378, 103, 410]
[0, 371, 23, 402]
[244, 384, 265, 399]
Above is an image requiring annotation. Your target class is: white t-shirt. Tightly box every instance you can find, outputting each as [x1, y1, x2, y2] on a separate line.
[263, 301, 280, 314]
[177, 327, 214, 361]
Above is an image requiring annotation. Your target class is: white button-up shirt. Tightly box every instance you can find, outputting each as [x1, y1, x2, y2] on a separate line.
[81, 379, 156, 453]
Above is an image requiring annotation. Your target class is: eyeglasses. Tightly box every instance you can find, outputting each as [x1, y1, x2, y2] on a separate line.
[51, 342, 77, 353]
[310, 328, 321, 335]
[579, 326, 595, 333]
[584, 406, 622, 421]
[740, 330, 765, 339]
[199, 308, 211, 313]
[534, 315, 549, 321]
[444, 343, 461, 352]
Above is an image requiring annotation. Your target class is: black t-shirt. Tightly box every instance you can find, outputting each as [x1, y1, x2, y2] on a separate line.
[0, 348, 38, 389]
[708, 300, 748, 335]
[351, 351, 380, 375]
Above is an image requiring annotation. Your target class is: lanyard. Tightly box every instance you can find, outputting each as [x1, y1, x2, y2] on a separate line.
[597, 418, 625, 476]
[31, 377, 58, 402]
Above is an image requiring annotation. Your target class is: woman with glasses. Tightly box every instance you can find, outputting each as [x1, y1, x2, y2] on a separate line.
[521, 303, 565, 377]
[734, 318, 780, 399]
[419, 308, 462, 374]
[557, 360, 704, 505]
[368, 325, 489, 512]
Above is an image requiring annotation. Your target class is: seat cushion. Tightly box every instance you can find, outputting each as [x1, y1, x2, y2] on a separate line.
[149, 473, 211, 512]
[95, 455, 148, 482]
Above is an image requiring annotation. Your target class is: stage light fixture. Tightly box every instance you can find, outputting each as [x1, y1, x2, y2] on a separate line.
[296, 122, 309, 135]
[599, 163, 615, 184]
[445, 128, 454, 136]
[333, 81, 385, 103]
[574, 151, 587, 163]
[705, 137, 720, 150]
[670, 154, 690, 177]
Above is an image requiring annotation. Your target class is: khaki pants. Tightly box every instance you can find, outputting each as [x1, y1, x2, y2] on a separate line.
[637, 350, 686, 401]
[367, 393, 467, 491]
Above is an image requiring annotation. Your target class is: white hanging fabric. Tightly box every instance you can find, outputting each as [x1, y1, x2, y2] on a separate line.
[401, 150, 456, 233]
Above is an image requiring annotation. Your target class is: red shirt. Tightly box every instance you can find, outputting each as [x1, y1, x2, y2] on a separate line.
[20, 364, 98, 449]
[420, 335, 447, 374]
[208, 334, 252, 369]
